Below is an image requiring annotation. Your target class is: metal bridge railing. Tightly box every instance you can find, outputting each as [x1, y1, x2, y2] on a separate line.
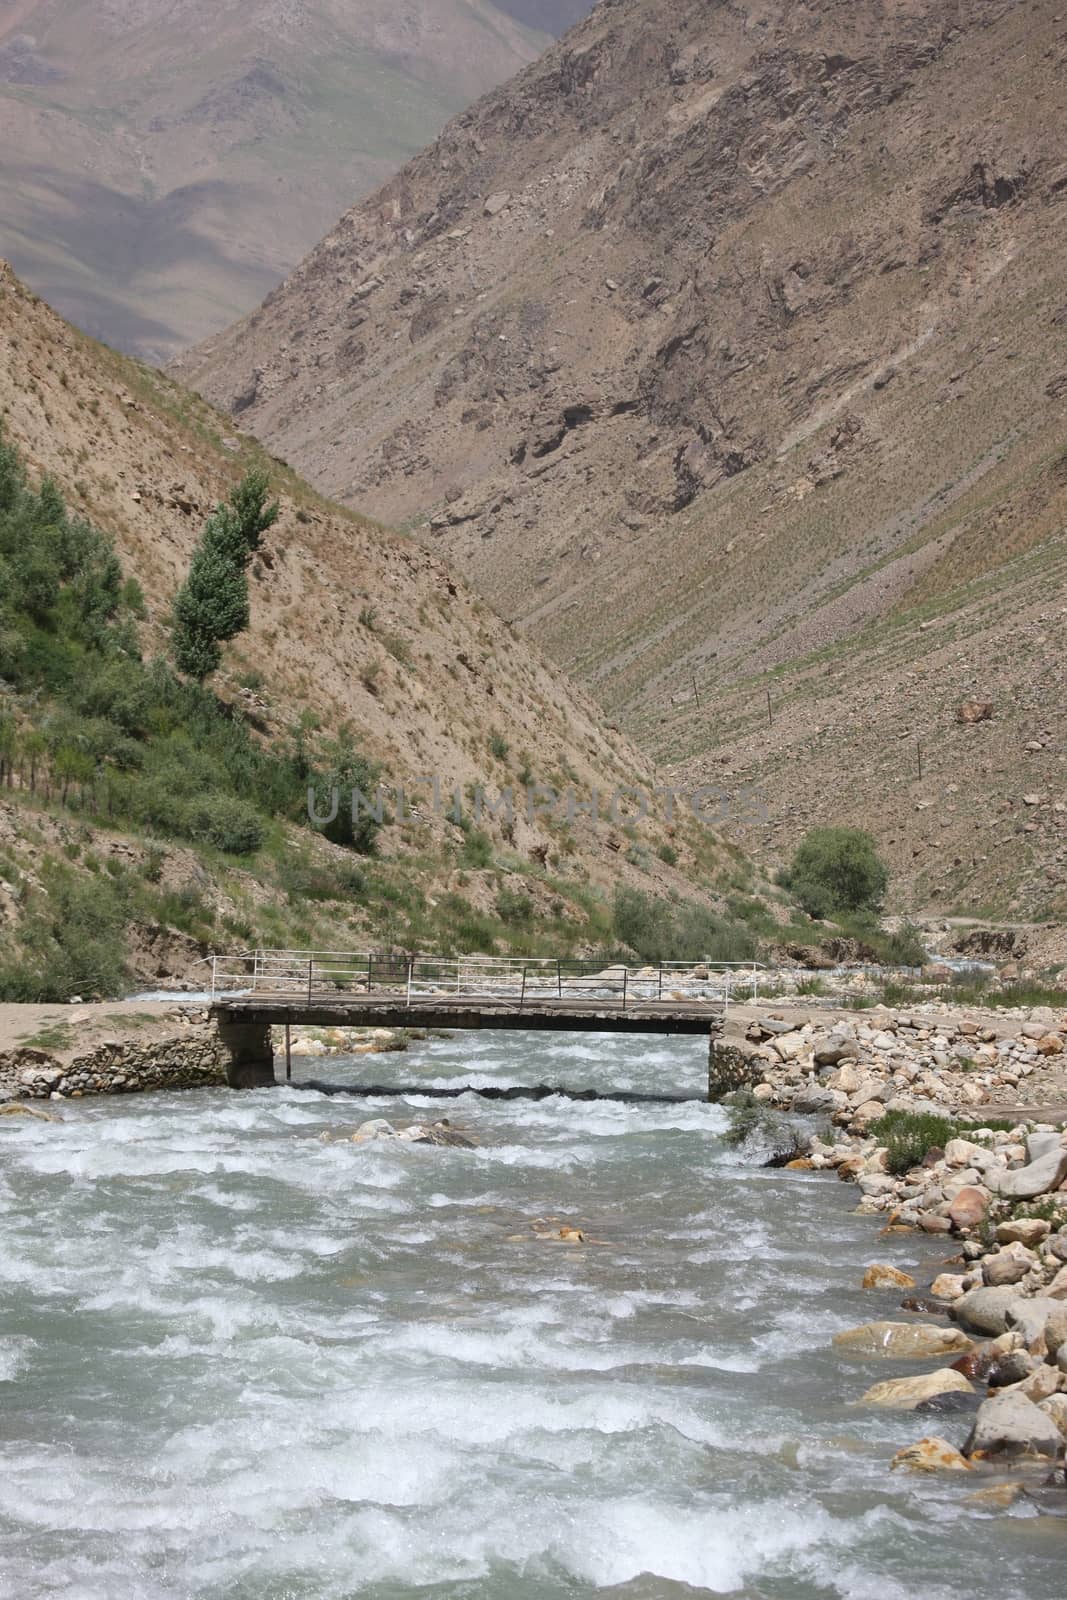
[206, 950, 766, 1010]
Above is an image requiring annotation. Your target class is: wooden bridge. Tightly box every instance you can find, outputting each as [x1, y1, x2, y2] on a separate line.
[207, 951, 759, 1094]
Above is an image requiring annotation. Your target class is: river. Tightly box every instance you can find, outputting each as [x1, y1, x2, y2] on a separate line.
[0, 1029, 1061, 1597]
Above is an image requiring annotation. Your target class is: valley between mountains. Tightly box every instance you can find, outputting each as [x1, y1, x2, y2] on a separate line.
[178, 0, 1067, 926]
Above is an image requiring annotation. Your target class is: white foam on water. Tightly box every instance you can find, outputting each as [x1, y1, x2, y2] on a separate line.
[564, 1496, 861, 1591]
[0, 1337, 34, 1382]
[3, 1027, 1064, 1600]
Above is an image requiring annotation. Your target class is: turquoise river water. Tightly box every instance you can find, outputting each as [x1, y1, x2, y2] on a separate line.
[0, 1029, 1063, 1597]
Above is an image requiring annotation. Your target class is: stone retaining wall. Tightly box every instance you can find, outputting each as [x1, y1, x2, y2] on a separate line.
[0, 1028, 230, 1101]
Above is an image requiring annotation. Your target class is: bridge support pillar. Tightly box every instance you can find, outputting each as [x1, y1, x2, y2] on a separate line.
[707, 1036, 753, 1103]
[216, 1017, 276, 1089]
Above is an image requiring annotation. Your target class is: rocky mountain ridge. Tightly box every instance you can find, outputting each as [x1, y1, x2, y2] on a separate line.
[178, 0, 1067, 920]
[0, 0, 592, 359]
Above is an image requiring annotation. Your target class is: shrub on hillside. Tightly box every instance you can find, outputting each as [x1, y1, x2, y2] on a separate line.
[612, 886, 756, 964]
[0, 872, 128, 1001]
[781, 827, 888, 919]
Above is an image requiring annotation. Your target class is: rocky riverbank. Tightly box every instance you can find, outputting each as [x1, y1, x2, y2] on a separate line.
[0, 1004, 420, 1103]
[734, 1003, 1067, 1127]
[0, 1003, 229, 1101]
[727, 1006, 1067, 1483]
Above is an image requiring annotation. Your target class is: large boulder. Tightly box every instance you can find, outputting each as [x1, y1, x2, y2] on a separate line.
[997, 1217, 1051, 1247]
[963, 1391, 1066, 1460]
[860, 1369, 975, 1410]
[833, 1321, 974, 1359]
[793, 1085, 841, 1114]
[1044, 1307, 1067, 1358]
[947, 1186, 990, 1230]
[952, 1285, 1025, 1336]
[1026, 1131, 1063, 1162]
[1039, 1393, 1067, 1440]
[1006, 1296, 1064, 1350]
[983, 1244, 1036, 1286]
[991, 1147, 1067, 1199]
[814, 1033, 856, 1066]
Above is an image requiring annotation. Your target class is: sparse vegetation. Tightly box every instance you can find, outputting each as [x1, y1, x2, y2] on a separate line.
[868, 1109, 1015, 1175]
[612, 886, 756, 964]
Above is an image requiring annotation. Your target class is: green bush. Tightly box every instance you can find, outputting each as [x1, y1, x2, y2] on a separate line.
[868, 1109, 1015, 1175]
[0, 871, 128, 1001]
[187, 793, 265, 856]
[0, 427, 377, 862]
[307, 732, 381, 855]
[496, 885, 534, 925]
[612, 886, 756, 963]
[781, 827, 888, 919]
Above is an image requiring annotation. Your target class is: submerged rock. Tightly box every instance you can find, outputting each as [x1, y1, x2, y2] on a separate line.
[0, 1103, 55, 1121]
[833, 1321, 973, 1359]
[348, 1117, 476, 1148]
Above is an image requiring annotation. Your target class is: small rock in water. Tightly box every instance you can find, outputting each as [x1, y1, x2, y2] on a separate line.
[862, 1264, 916, 1289]
[890, 1436, 972, 1473]
[930, 1273, 968, 1301]
[860, 1368, 974, 1410]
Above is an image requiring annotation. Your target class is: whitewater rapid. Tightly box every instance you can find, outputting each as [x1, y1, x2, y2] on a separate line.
[0, 1029, 1059, 1597]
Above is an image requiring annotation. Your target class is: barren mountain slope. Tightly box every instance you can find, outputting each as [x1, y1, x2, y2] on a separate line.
[3, 259, 760, 940]
[179, 0, 1067, 917]
[0, 0, 592, 361]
